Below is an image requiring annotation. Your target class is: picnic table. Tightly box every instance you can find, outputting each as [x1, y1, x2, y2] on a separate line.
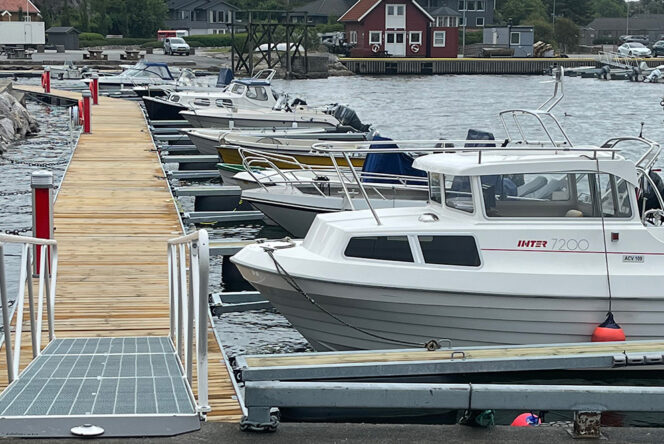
[83, 49, 108, 61]
[120, 49, 141, 61]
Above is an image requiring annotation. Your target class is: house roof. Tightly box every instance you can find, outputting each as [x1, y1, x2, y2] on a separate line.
[0, 0, 39, 14]
[293, 0, 355, 17]
[586, 14, 664, 32]
[428, 6, 459, 17]
[46, 26, 80, 34]
[339, 0, 433, 23]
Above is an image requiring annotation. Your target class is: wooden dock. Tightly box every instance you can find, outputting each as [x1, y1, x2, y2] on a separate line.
[1, 85, 242, 422]
[339, 57, 664, 75]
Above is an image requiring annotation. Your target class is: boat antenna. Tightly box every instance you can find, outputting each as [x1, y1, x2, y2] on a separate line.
[639, 122, 645, 138]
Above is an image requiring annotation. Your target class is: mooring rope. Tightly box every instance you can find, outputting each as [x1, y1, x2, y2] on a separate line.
[264, 246, 446, 350]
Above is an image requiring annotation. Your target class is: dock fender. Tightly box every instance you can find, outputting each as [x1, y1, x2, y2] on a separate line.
[78, 99, 85, 125]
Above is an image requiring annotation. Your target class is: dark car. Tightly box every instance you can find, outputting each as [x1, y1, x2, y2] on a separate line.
[653, 40, 664, 56]
[620, 35, 650, 46]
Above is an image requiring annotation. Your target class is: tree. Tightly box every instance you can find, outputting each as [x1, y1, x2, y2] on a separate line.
[498, 0, 548, 25]
[542, 0, 593, 26]
[590, 0, 627, 18]
[531, 19, 555, 43]
[554, 17, 579, 52]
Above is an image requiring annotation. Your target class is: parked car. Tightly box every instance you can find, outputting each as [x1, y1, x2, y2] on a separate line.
[164, 37, 190, 56]
[653, 40, 664, 56]
[620, 35, 650, 46]
[618, 42, 652, 57]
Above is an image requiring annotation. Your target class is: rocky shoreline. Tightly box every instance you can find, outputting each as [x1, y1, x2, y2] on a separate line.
[0, 83, 39, 154]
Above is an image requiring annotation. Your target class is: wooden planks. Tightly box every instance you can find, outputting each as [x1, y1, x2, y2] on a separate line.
[2, 86, 242, 422]
[245, 340, 664, 369]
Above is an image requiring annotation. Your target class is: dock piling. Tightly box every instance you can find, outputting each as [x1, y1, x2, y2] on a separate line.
[81, 90, 91, 133]
[30, 170, 54, 276]
[41, 67, 50, 94]
[90, 73, 99, 105]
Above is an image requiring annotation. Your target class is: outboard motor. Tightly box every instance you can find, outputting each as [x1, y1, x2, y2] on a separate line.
[216, 68, 234, 88]
[333, 105, 371, 132]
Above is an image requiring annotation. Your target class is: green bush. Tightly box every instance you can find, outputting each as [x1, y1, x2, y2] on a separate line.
[140, 40, 164, 48]
[464, 30, 483, 45]
[315, 23, 344, 33]
[80, 32, 105, 41]
[80, 39, 108, 48]
[592, 37, 618, 45]
[80, 37, 155, 48]
[183, 33, 248, 47]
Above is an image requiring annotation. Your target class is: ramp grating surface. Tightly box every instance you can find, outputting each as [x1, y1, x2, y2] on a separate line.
[0, 337, 195, 417]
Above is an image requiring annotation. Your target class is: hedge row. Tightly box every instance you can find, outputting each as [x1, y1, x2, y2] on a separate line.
[80, 37, 155, 48]
[79, 33, 249, 49]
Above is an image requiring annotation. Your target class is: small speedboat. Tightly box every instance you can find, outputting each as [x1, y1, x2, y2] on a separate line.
[43, 62, 93, 80]
[86, 61, 177, 92]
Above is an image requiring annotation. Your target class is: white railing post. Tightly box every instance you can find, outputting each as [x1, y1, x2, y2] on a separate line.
[167, 229, 210, 415]
[0, 242, 15, 383]
[0, 234, 58, 384]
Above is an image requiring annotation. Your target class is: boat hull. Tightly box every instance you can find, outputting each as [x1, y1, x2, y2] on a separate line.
[188, 132, 221, 155]
[217, 146, 364, 168]
[182, 112, 337, 129]
[233, 261, 664, 351]
[142, 96, 187, 121]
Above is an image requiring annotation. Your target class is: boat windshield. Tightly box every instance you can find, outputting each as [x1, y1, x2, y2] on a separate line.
[443, 175, 474, 213]
[480, 172, 632, 218]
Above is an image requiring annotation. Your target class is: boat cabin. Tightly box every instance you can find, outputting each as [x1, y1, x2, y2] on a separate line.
[167, 77, 279, 110]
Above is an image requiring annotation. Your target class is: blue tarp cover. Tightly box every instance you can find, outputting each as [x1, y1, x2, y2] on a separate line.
[361, 136, 426, 184]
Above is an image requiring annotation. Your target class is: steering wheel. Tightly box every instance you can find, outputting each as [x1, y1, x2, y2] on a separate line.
[643, 208, 664, 226]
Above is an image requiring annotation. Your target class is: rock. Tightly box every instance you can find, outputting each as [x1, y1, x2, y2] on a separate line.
[0, 88, 39, 154]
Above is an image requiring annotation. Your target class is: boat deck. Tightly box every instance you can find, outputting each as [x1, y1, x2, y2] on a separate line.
[1, 85, 242, 422]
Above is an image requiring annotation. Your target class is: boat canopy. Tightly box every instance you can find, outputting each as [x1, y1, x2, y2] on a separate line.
[122, 61, 174, 80]
[234, 78, 271, 87]
[413, 151, 639, 185]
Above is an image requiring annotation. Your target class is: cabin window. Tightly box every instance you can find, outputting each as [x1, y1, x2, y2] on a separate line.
[170, 95, 180, 103]
[369, 31, 382, 44]
[349, 31, 358, 44]
[444, 175, 474, 213]
[433, 31, 447, 47]
[230, 83, 246, 94]
[344, 236, 414, 262]
[476, 17, 484, 27]
[429, 174, 442, 204]
[215, 98, 233, 108]
[511, 32, 521, 45]
[481, 173, 632, 218]
[247, 86, 268, 101]
[193, 98, 210, 107]
[418, 236, 481, 267]
[409, 32, 421, 44]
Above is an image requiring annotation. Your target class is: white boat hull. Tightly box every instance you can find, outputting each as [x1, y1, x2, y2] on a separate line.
[234, 262, 664, 351]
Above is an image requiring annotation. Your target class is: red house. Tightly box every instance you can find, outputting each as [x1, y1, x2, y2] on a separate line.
[339, 0, 458, 58]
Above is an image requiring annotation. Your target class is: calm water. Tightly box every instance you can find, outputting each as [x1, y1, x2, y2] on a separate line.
[5, 75, 664, 425]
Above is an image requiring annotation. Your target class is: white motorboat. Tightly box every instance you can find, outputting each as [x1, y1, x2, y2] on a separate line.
[185, 127, 368, 155]
[180, 103, 342, 130]
[232, 136, 664, 351]
[232, 69, 664, 350]
[141, 69, 281, 120]
[85, 61, 177, 92]
[43, 62, 94, 80]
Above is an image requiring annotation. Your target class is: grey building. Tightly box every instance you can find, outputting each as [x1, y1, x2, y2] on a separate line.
[165, 0, 238, 35]
[291, 0, 356, 24]
[45, 27, 80, 50]
[581, 15, 664, 45]
[417, 0, 494, 29]
[483, 25, 534, 57]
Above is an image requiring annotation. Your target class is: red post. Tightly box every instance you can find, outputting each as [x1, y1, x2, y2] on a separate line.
[31, 171, 54, 276]
[82, 90, 91, 133]
[90, 73, 99, 105]
[42, 67, 51, 93]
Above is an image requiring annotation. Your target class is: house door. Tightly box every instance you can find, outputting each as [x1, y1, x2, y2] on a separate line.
[385, 32, 405, 56]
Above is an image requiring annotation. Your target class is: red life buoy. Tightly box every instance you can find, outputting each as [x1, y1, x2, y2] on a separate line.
[371, 44, 380, 53]
[410, 44, 420, 53]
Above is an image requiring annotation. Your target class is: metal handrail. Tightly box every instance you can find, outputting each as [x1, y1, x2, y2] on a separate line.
[0, 234, 58, 384]
[167, 229, 210, 416]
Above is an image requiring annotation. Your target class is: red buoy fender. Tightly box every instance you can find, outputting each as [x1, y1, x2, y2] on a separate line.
[78, 99, 85, 125]
[592, 312, 626, 342]
[511, 413, 541, 427]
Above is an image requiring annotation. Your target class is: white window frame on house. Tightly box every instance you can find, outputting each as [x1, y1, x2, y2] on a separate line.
[433, 30, 446, 47]
[459, 16, 465, 27]
[467, 1, 476, 10]
[349, 30, 358, 44]
[385, 4, 406, 29]
[458, 0, 465, 11]
[409, 31, 421, 44]
[369, 31, 382, 44]
[476, 17, 484, 27]
[511, 31, 521, 45]
[476, 1, 485, 11]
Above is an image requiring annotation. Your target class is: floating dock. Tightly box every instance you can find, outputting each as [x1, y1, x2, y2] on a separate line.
[339, 56, 664, 75]
[1, 86, 243, 430]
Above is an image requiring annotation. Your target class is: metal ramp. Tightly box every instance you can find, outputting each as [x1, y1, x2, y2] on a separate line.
[0, 337, 199, 438]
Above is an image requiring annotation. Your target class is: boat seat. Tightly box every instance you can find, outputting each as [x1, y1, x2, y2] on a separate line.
[525, 178, 565, 200]
[517, 176, 548, 196]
